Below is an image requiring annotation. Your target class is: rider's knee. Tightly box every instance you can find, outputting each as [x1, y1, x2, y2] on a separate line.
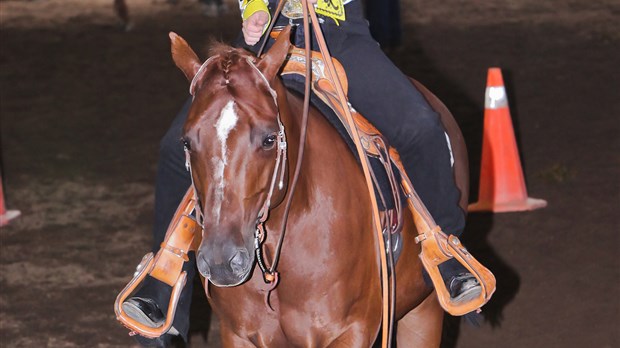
[399, 107, 446, 148]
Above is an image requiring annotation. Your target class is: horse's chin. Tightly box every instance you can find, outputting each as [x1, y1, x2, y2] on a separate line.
[205, 269, 252, 288]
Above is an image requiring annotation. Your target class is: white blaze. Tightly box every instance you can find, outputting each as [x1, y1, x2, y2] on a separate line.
[212, 100, 238, 222]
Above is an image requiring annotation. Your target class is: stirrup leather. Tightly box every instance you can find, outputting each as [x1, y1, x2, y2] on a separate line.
[398, 163, 496, 316]
[114, 188, 200, 338]
[281, 46, 496, 316]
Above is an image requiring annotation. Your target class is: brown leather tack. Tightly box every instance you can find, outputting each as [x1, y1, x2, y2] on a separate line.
[115, 188, 200, 338]
[151, 214, 199, 286]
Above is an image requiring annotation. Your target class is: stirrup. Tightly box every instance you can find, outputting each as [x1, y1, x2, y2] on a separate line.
[114, 252, 188, 338]
[387, 148, 496, 316]
[114, 188, 200, 338]
[416, 226, 496, 316]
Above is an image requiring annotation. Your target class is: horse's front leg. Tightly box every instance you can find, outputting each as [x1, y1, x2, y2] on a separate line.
[219, 326, 256, 348]
[325, 324, 378, 348]
[396, 291, 443, 347]
[219, 322, 292, 348]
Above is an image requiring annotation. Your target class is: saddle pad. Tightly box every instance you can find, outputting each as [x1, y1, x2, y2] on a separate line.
[282, 75, 402, 211]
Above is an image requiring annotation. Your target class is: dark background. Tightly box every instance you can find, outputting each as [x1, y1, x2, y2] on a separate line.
[1, 0, 618, 346]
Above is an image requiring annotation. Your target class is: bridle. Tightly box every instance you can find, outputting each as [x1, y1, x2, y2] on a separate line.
[183, 50, 293, 285]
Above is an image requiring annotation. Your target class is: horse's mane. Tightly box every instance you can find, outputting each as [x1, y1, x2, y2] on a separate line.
[203, 41, 258, 83]
[208, 42, 256, 63]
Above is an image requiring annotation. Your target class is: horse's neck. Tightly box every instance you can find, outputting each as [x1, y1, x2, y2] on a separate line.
[275, 88, 374, 231]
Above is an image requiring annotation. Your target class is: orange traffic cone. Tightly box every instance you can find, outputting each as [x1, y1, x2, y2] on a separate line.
[469, 68, 547, 213]
[0, 174, 21, 226]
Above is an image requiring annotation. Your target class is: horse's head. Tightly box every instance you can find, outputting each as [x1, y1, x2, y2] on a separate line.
[169, 29, 292, 287]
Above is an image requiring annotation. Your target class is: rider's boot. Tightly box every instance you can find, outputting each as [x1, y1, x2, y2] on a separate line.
[439, 259, 483, 305]
[422, 255, 483, 306]
[121, 275, 181, 346]
[115, 189, 199, 342]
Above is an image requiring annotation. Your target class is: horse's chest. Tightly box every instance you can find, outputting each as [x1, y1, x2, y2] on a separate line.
[211, 294, 360, 347]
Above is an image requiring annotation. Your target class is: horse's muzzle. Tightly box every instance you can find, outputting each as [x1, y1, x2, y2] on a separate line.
[197, 247, 253, 287]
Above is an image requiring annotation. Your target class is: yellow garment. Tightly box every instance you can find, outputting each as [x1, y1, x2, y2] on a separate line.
[239, 0, 271, 34]
[239, 0, 347, 33]
[316, 0, 345, 22]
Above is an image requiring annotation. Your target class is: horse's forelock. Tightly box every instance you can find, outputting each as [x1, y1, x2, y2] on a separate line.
[196, 41, 257, 88]
[209, 43, 256, 71]
[192, 43, 276, 113]
[191, 43, 257, 92]
[208, 42, 252, 59]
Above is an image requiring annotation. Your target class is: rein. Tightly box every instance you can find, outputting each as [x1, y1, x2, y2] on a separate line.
[303, 4, 393, 347]
[252, 0, 314, 285]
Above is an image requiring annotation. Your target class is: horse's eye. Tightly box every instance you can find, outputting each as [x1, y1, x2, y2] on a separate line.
[262, 134, 277, 150]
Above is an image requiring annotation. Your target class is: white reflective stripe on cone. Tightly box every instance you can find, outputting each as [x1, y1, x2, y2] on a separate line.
[485, 86, 508, 109]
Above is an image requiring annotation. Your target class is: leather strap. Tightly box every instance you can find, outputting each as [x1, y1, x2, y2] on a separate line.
[115, 188, 201, 338]
[302, 4, 394, 347]
[397, 160, 497, 315]
[149, 188, 201, 286]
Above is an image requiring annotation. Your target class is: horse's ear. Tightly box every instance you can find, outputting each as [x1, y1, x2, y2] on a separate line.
[256, 26, 292, 82]
[169, 32, 202, 82]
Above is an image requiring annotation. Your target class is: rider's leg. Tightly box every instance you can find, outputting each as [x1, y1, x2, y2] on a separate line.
[124, 98, 196, 342]
[322, 2, 477, 300]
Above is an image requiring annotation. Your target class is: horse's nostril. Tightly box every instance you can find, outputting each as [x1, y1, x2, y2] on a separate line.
[229, 249, 249, 276]
[197, 251, 211, 278]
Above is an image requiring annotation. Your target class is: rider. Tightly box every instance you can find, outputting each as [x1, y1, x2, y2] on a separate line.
[122, 0, 481, 345]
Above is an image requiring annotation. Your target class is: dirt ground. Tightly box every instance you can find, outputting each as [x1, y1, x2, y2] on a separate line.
[0, 0, 618, 347]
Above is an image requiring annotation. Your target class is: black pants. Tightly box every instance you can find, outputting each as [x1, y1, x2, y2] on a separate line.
[312, 2, 464, 237]
[137, 0, 464, 341]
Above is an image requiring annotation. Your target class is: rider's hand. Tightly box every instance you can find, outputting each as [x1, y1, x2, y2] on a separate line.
[242, 11, 269, 46]
[242, 0, 319, 46]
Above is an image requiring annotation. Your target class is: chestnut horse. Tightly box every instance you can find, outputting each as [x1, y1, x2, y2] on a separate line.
[170, 28, 468, 347]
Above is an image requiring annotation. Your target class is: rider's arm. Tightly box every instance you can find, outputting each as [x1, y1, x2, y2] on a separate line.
[239, 0, 318, 46]
[239, 0, 271, 44]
